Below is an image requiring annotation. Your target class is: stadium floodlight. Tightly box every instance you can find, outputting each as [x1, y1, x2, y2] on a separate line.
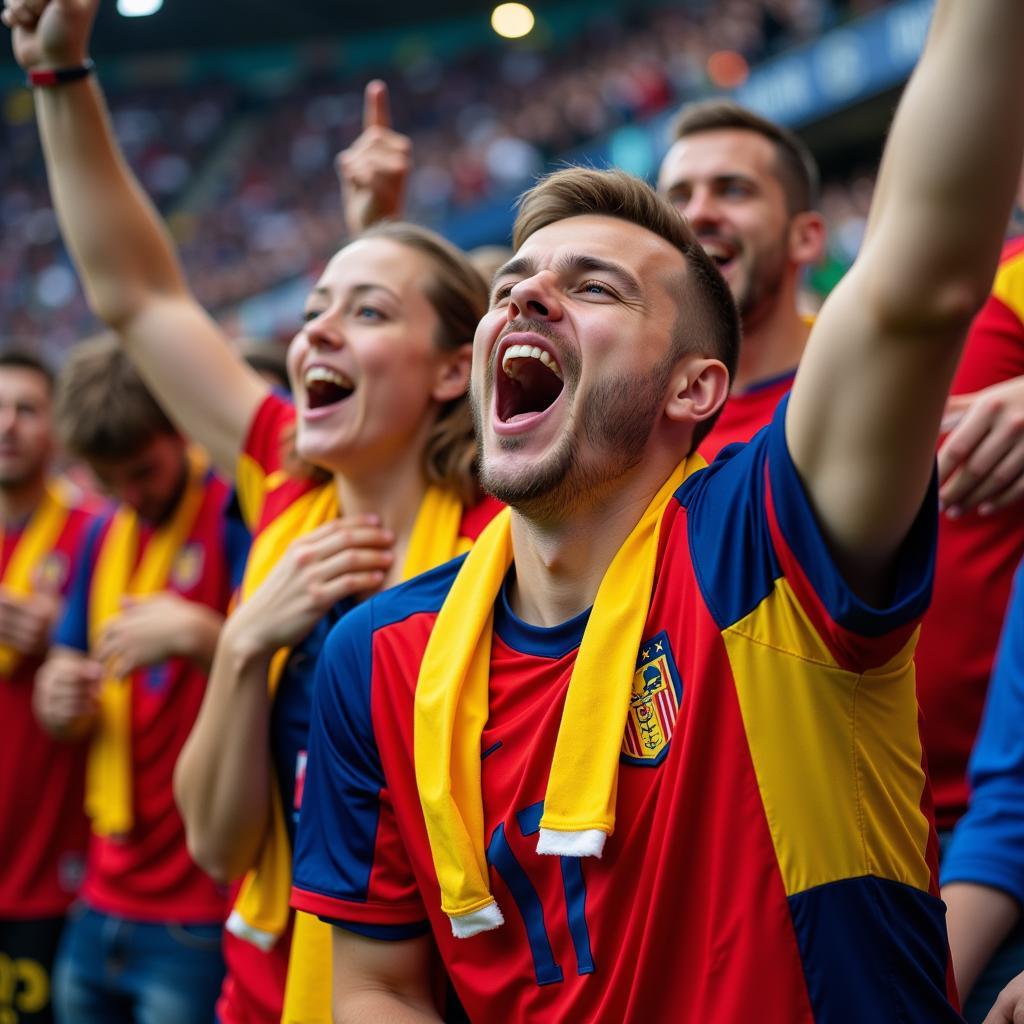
[491, 3, 535, 39]
[117, 0, 163, 16]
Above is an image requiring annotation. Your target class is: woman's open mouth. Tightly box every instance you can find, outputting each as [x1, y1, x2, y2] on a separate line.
[495, 344, 564, 423]
[304, 365, 355, 410]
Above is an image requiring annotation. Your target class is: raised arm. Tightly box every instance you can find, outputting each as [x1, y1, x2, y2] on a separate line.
[4, 0, 268, 476]
[336, 80, 412, 236]
[785, 1, 1024, 597]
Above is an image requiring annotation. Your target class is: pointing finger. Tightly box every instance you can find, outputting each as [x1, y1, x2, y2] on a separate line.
[363, 79, 391, 130]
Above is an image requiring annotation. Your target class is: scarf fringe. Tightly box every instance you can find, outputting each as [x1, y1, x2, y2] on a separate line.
[536, 827, 606, 858]
[225, 910, 278, 952]
[449, 901, 505, 939]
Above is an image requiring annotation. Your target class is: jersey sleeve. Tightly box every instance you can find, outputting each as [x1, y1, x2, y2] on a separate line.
[684, 394, 937, 675]
[235, 393, 296, 532]
[291, 604, 429, 939]
[941, 559, 1024, 904]
[53, 515, 105, 653]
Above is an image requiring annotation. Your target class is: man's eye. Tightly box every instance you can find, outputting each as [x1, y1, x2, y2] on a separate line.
[491, 285, 513, 304]
[580, 281, 610, 296]
[302, 309, 324, 323]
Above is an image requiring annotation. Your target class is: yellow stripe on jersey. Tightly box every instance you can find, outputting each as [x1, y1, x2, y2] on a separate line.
[991, 247, 1024, 323]
[724, 576, 932, 898]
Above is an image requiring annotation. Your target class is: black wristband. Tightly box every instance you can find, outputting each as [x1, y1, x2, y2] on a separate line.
[28, 59, 95, 88]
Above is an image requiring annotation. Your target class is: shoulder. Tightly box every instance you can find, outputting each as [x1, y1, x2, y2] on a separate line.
[319, 555, 465, 689]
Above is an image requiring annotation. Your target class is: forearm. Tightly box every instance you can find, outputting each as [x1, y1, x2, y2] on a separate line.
[944, 882, 1021, 1000]
[178, 604, 226, 674]
[36, 76, 188, 328]
[173, 617, 275, 882]
[35, 76, 266, 473]
[862, 1, 1024, 321]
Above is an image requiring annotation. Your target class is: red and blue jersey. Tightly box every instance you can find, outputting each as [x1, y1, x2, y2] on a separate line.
[293, 399, 957, 1023]
[0, 489, 97, 919]
[55, 469, 243, 924]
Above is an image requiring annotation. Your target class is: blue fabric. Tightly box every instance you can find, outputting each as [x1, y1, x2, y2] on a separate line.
[291, 609, 386, 906]
[270, 598, 353, 844]
[943, 561, 1024, 908]
[493, 573, 590, 658]
[788, 876, 962, 1023]
[52, 903, 223, 1024]
[764, 394, 937, 638]
[53, 515, 105, 653]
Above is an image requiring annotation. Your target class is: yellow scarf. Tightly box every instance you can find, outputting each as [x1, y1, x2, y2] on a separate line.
[414, 457, 701, 936]
[227, 481, 470, 1010]
[0, 482, 72, 678]
[84, 452, 209, 837]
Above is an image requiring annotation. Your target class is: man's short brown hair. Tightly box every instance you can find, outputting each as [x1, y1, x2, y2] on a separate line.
[55, 336, 178, 461]
[512, 167, 740, 447]
[671, 99, 820, 214]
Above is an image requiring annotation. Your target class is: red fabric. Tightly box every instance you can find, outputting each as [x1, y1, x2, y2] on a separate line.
[918, 238, 1024, 828]
[80, 475, 232, 923]
[0, 501, 96, 918]
[699, 369, 795, 462]
[216, 901, 291, 1024]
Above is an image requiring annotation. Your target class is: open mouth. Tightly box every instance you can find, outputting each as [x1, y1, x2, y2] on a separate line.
[700, 239, 738, 274]
[304, 365, 355, 409]
[496, 343, 565, 423]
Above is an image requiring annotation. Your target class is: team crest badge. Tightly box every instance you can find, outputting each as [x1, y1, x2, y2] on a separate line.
[171, 542, 205, 592]
[621, 631, 683, 766]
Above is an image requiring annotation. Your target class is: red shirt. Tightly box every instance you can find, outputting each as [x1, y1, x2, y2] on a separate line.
[0, 486, 97, 918]
[698, 368, 795, 462]
[918, 237, 1024, 827]
[55, 470, 235, 923]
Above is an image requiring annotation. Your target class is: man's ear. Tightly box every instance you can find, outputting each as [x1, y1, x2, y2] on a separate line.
[431, 343, 473, 403]
[664, 356, 730, 427]
[788, 210, 827, 266]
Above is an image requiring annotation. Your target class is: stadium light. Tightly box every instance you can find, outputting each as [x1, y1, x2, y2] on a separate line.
[491, 3, 535, 39]
[117, 0, 163, 16]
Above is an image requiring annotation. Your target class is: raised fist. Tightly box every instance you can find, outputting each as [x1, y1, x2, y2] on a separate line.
[2, 0, 98, 71]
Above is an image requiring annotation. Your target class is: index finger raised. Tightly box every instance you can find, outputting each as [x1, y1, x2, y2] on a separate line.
[363, 79, 391, 130]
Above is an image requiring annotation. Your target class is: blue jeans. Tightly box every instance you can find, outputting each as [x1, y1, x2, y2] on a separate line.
[52, 903, 224, 1024]
[939, 829, 1024, 1024]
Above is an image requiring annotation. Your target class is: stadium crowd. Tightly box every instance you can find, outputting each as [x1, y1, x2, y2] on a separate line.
[6, 0, 1024, 1023]
[4, 0, 887, 353]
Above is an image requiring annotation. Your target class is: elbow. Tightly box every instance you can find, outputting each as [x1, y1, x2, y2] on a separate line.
[869, 273, 990, 338]
[185, 835, 239, 886]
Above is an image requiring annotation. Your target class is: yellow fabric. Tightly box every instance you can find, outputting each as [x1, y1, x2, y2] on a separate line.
[0, 482, 72, 677]
[992, 246, 1024, 322]
[724, 576, 932, 897]
[414, 457, 701, 924]
[228, 479, 469, 1019]
[84, 452, 209, 838]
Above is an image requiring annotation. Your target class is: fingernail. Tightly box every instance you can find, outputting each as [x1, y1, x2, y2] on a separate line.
[979, 503, 993, 517]
[946, 506, 961, 520]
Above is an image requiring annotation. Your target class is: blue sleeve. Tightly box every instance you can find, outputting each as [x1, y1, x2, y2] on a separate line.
[942, 559, 1024, 905]
[682, 394, 936, 668]
[291, 601, 428, 937]
[54, 516, 104, 653]
[221, 490, 253, 593]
